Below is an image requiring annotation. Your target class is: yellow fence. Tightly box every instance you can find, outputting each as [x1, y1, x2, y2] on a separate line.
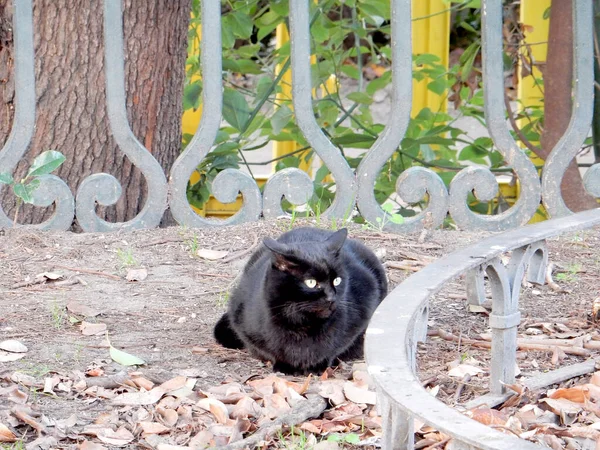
[182, 0, 550, 220]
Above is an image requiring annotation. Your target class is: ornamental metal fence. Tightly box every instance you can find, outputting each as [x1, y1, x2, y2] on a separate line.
[366, 207, 600, 450]
[0, 0, 597, 232]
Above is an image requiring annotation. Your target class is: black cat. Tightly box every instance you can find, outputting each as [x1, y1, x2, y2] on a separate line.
[213, 227, 387, 375]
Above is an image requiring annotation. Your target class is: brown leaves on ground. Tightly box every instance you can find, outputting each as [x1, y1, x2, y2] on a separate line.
[0, 364, 380, 448]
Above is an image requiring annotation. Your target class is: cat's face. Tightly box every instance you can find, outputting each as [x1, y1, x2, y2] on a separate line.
[263, 229, 347, 319]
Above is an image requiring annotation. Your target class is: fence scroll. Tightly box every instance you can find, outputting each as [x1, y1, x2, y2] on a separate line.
[0, 0, 597, 232]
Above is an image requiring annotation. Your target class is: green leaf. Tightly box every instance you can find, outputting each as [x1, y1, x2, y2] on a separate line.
[414, 53, 441, 66]
[426, 77, 448, 96]
[347, 92, 373, 105]
[25, 178, 41, 199]
[340, 64, 361, 80]
[366, 71, 391, 95]
[331, 133, 376, 148]
[183, 81, 202, 110]
[13, 183, 33, 203]
[231, 12, 253, 39]
[26, 150, 66, 179]
[0, 172, 13, 185]
[222, 88, 251, 132]
[109, 345, 146, 366]
[271, 104, 293, 136]
[459, 41, 480, 82]
[543, 6, 551, 20]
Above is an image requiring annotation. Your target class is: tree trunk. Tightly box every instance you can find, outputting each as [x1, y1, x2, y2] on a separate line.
[541, 0, 598, 212]
[0, 0, 189, 226]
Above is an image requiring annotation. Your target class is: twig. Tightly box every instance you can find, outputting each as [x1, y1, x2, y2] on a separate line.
[196, 272, 234, 279]
[139, 237, 183, 248]
[9, 279, 45, 289]
[423, 437, 451, 450]
[454, 374, 471, 403]
[545, 263, 566, 293]
[53, 265, 121, 280]
[504, 94, 544, 159]
[221, 235, 260, 264]
[429, 328, 591, 356]
[220, 394, 327, 450]
[385, 261, 421, 272]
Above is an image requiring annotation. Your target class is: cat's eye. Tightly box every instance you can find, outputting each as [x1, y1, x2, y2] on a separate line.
[304, 279, 317, 288]
[333, 277, 342, 286]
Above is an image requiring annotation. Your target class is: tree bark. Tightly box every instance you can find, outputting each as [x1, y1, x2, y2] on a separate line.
[540, 0, 598, 212]
[0, 0, 189, 226]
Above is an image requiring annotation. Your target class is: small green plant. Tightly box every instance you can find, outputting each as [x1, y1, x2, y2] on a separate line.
[363, 203, 405, 231]
[326, 432, 361, 445]
[17, 362, 51, 378]
[217, 292, 230, 308]
[116, 248, 137, 269]
[1, 442, 26, 450]
[277, 425, 310, 450]
[187, 234, 199, 255]
[1, 441, 25, 450]
[0, 150, 66, 225]
[50, 300, 66, 330]
[555, 263, 581, 282]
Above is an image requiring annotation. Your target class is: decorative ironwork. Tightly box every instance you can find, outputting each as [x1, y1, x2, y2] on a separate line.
[542, 0, 595, 218]
[0, 0, 597, 232]
[76, 0, 169, 232]
[0, 0, 74, 230]
[365, 208, 600, 449]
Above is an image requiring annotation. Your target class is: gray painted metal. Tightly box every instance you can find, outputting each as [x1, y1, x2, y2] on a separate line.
[289, 0, 357, 220]
[168, 0, 262, 227]
[76, 0, 169, 232]
[365, 208, 600, 449]
[0, 0, 597, 232]
[0, 0, 74, 230]
[449, 0, 541, 231]
[542, 0, 595, 218]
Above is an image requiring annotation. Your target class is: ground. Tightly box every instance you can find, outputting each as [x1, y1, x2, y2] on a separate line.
[0, 219, 599, 449]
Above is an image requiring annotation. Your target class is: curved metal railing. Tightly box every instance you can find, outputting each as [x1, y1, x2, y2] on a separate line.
[365, 208, 600, 449]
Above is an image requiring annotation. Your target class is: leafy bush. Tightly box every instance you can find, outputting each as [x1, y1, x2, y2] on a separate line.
[183, 0, 546, 219]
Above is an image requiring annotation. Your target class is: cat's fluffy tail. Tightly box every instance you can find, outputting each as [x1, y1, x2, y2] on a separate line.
[213, 313, 245, 349]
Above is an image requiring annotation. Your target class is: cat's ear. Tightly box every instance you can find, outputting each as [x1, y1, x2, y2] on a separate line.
[326, 228, 348, 253]
[263, 238, 299, 272]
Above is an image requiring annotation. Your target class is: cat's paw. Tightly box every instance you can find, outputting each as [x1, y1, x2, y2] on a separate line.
[213, 313, 245, 349]
[272, 361, 302, 375]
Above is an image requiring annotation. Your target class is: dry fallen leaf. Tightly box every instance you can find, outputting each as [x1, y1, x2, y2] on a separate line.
[140, 421, 170, 435]
[0, 423, 16, 443]
[0, 351, 25, 362]
[79, 440, 108, 450]
[343, 381, 377, 405]
[448, 364, 485, 378]
[112, 387, 165, 406]
[263, 393, 292, 418]
[197, 398, 230, 424]
[549, 387, 590, 403]
[96, 427, 135, 446]
[126, 268, 148, 282]
[466, 407, 508, 426]
[156, 407, 179, 427]
[539, 398, 582, 425]
[67, 302, 101, 318]
[37, 271, 63, 281]
[0, 340, 28, 353]
[231, 396, 262, 419]
[196, 249, 229, 260]
[317, 380, 346, 406]
[80, 322, 107, 336]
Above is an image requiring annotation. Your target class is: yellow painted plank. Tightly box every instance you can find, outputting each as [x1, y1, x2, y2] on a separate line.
[411, 0, 450, 116]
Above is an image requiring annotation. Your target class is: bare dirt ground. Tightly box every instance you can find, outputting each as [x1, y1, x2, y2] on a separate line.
[1, 219, 599, 449]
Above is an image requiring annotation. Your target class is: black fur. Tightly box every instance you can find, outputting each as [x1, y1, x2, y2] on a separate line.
[213, 227, 387, 375]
